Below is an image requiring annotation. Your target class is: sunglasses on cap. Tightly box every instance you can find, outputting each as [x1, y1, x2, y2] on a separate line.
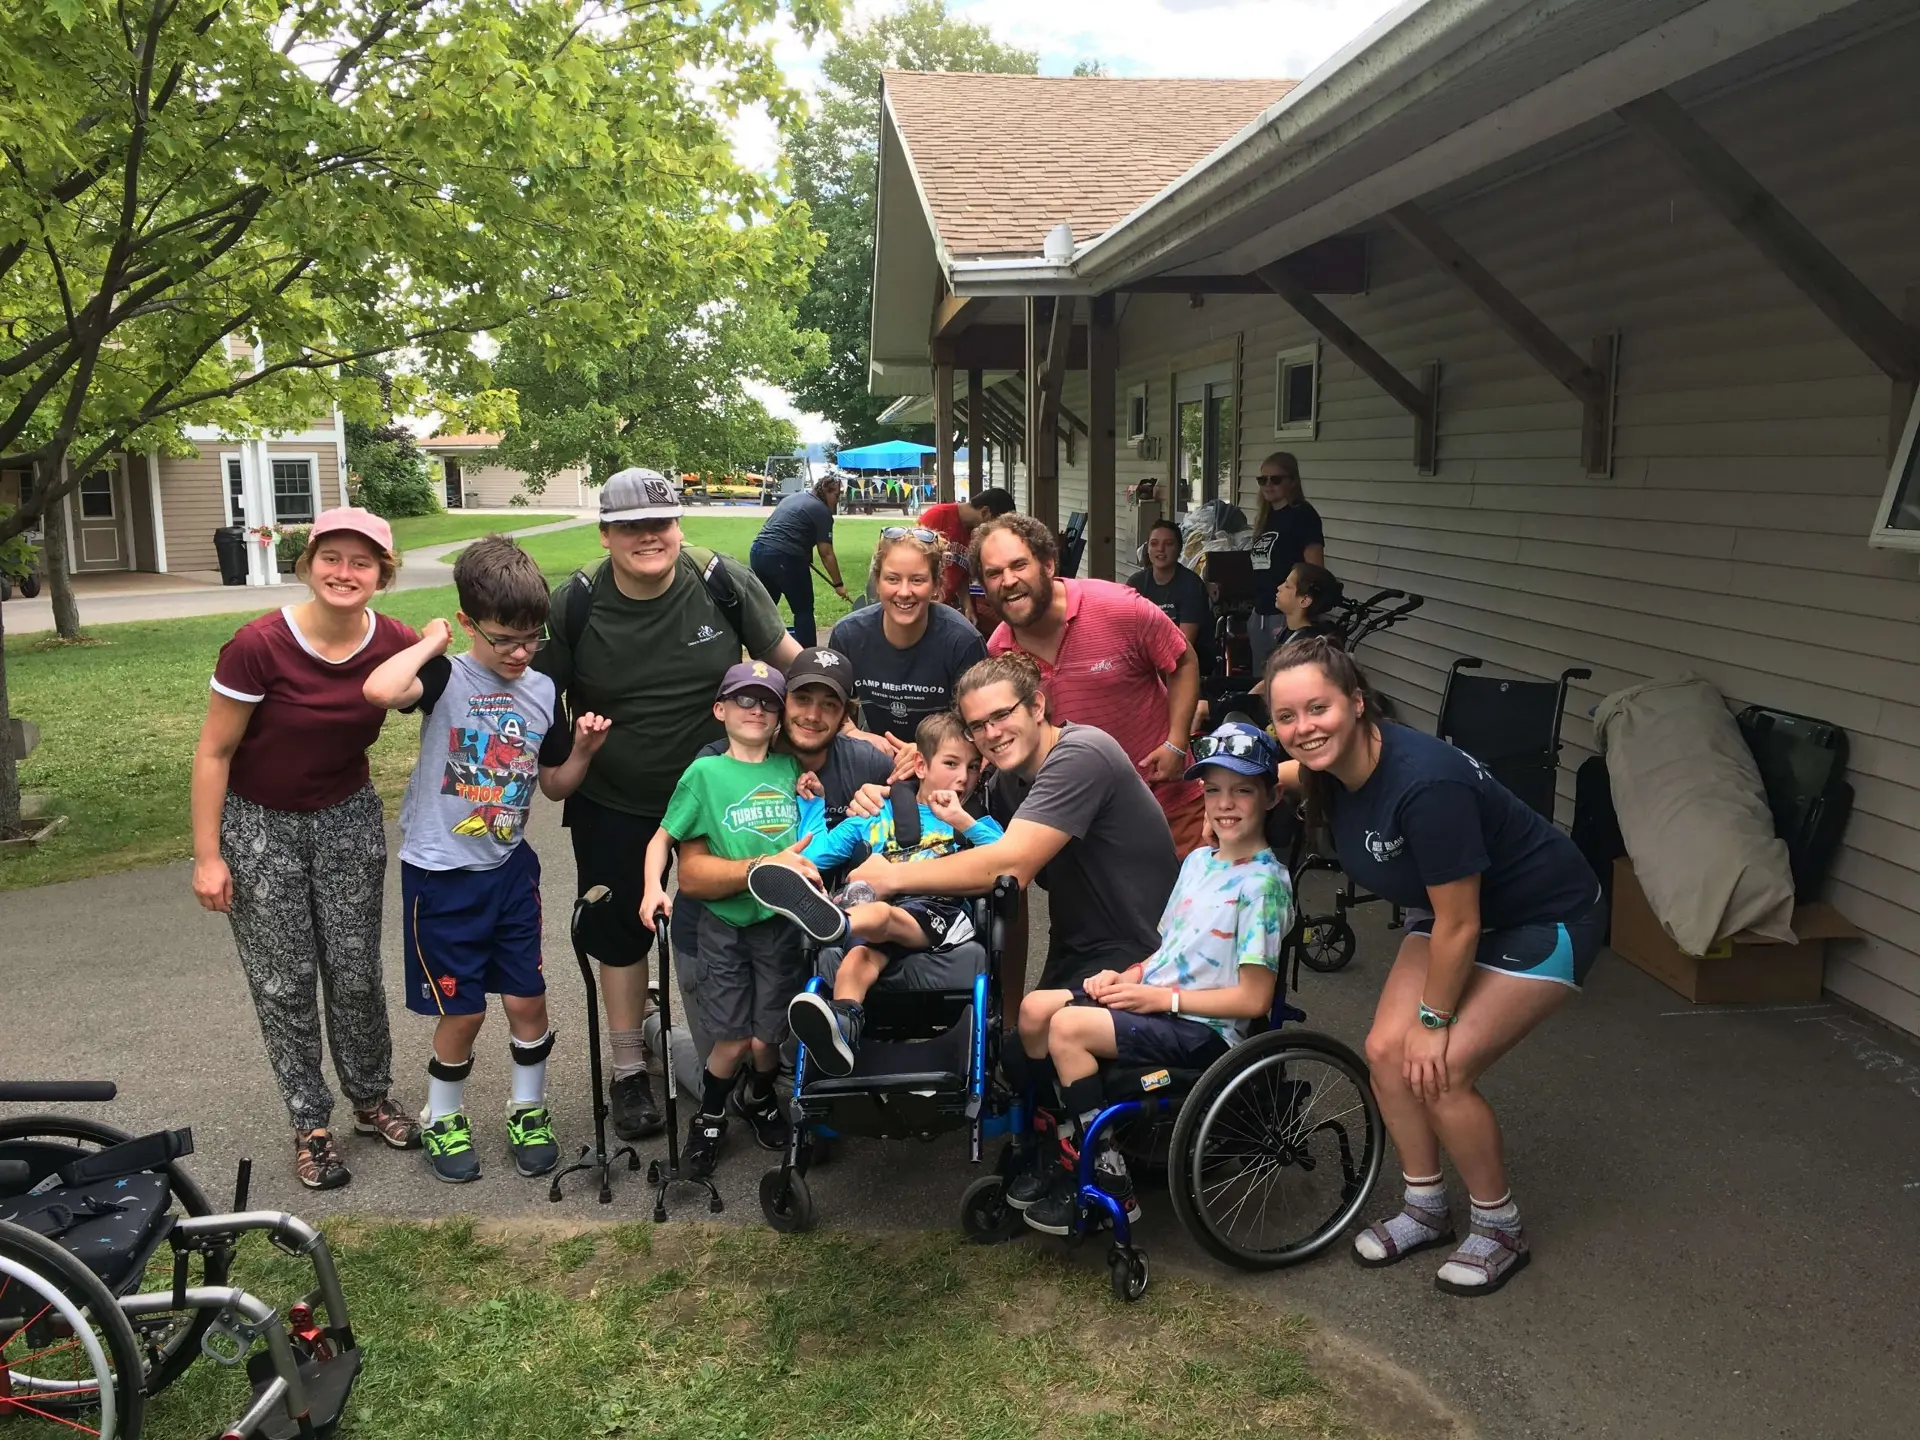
[880, 526, 941, 544]
[1190, 731, 1277, 763]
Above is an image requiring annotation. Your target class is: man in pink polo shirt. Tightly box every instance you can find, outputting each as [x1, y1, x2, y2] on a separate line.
[974, 514, 1206, 856]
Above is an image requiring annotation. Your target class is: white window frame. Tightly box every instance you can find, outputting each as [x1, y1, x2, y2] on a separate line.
[1869, 387, 1920, 552]
[1273, 341, 1320, 441]
[221, 453, 246, 526]
[77, 469, 116, 520]
[1126, 383, 1149, 443]
[267, 452, 321, 526]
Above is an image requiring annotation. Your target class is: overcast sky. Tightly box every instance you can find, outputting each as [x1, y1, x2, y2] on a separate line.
[747, 0, 1410, 443]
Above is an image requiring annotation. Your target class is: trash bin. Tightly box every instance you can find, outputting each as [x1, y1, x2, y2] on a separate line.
[213, 525, 248, 586]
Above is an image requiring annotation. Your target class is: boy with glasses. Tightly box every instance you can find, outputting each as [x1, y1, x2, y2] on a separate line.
[364, 535, 611, 1183]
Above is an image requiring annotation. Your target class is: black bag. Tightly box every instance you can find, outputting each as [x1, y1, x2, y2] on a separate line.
[1571, 755, 1625, 940]
[1736, 705, 1853, 901]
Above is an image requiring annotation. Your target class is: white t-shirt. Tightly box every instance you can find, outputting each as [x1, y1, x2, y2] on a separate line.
[1139, 846, 1293, 1043]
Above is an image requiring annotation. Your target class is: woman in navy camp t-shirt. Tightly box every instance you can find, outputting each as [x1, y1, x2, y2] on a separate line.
[1264, 636, 1603, 1299]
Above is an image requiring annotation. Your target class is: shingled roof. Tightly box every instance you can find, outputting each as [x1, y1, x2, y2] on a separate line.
[883, 71, 1297, 261]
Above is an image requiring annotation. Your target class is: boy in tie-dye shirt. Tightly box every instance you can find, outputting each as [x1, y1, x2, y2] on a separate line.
[1010, 721, 1294, 1232]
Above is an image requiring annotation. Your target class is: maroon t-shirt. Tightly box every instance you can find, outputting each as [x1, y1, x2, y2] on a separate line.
[212, 607, 418, 812]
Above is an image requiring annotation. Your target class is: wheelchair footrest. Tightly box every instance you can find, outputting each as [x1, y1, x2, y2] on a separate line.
[247, 1343, 363, 1439]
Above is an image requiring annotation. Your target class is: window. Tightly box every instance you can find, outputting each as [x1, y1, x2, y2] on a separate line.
[1871, 388, 1920, 551]
[224, 456, 245, 525]
[1126, 383, 1149, 443]
[79, 471, 115, 519]
[271, 459, 316, 524]
[1274, 342, 1319, 440]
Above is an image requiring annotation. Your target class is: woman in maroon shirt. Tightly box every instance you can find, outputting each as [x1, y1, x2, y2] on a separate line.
[190, 508, 421, 1190]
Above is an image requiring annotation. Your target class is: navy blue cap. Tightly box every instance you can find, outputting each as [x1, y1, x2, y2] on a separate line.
[1185, 721, 1280, 780]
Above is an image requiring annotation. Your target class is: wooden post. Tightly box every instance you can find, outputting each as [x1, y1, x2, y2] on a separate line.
[1024, 298, 1059, 531]
[1087, 295, 1117, 580]
[933, 343, 956, 504]
[967, 368, 985, 498]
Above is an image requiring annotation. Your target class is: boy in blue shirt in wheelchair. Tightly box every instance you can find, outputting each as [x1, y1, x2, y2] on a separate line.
[1011, 721, 1295, 1233]
[749, 711, 1004, 1075]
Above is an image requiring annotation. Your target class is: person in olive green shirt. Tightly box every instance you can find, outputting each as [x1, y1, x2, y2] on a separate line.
[639, 660, 810, 1175]
[533, 468, 797, 1145]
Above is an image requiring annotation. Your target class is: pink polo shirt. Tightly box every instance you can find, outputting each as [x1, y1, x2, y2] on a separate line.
[989, 578, 1202, 818]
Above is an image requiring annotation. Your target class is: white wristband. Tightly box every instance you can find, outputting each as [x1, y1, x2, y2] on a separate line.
[1162, 741, 1185, 758]
[1170, 988, 1181, 1015]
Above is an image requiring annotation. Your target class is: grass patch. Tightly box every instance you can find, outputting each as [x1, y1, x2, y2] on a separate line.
[0, 518, 890, 890]
[132, 1220, 1349, 1440]
[388, 511, 580, 553]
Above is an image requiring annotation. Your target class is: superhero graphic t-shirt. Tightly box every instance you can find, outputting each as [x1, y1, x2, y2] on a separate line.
[398, 654, 570, 871]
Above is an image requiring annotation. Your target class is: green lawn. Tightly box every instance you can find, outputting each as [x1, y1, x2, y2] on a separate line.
[388, 510, 580, 553]
[1, 518, 888, 890]
[131, 1220, 1349, 1440]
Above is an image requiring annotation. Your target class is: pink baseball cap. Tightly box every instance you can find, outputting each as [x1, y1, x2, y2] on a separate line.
[310, 505, 394, 553]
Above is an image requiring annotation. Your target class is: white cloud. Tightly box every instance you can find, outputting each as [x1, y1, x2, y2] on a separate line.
[743, 378, 838, 445]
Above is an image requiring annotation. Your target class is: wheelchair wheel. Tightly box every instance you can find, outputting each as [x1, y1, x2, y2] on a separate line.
[0, 1114, 224, 1400]
[1107, 1244, 1150, 1303]
[958, 1176, 1018, 1245]
[0, 1221, 146, 1438]
[1168, 1030, 1382, 1270]
[759, 1168, 817, 1233]
[1298, 916, 1357, 974]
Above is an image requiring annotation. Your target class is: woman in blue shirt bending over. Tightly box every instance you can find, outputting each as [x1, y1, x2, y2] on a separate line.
[1265, 637, 1604, 1298]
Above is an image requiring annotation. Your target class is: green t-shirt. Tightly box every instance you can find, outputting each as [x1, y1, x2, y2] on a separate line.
[535, 551, 787, 817]
[661, 752, 803, 926]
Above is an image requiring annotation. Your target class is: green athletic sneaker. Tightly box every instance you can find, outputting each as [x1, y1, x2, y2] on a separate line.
[506, 1104, 560, 1178]
[422, 1111, 480, 1184]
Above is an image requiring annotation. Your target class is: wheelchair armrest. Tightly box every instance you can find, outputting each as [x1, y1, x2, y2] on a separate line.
[0, 1080, 117, 1103]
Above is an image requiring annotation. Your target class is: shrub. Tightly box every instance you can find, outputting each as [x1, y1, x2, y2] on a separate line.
[346, 422, 439, 518]
[276, 527, 310, 570]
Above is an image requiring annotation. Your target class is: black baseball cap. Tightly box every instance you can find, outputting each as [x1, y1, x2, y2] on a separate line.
[785, 646, 852, 702]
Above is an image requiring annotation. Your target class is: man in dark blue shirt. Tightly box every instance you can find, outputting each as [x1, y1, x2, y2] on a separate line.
[751, 478, 850, 645]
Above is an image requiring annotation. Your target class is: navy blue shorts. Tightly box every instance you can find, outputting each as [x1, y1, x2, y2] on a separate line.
[1405, 887, 1607, 989]
[402, 843, 545, 1017]
[1068, 992, 1232, 1070]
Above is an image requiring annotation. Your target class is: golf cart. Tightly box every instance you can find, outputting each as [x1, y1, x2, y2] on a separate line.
[759, 453, 814, 505]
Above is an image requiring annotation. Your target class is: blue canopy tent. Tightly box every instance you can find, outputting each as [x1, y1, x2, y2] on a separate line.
[835, 440, 934, 471]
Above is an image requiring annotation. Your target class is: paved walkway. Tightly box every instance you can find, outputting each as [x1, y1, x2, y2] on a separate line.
[5, 826, 1918, 1438]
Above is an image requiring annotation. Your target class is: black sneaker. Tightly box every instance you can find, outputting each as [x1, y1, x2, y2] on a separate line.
[684, 1111, 726, 1178]
[1021, 1173, 1082, 1236]
[610, 1071, 663, 1140]
[748, 863, 849, 944]
[789, 992, 861, 1076]
[731, 1082, 790, 1152]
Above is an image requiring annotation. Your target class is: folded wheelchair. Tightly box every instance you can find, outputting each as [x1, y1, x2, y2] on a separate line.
[0, 1081, 360, 1439]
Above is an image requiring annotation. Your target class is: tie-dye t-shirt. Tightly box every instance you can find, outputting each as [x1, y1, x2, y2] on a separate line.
[1139, 847, 1293, 1044]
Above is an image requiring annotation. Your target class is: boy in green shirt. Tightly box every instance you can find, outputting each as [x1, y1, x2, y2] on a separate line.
[640, 660, 807, 1175]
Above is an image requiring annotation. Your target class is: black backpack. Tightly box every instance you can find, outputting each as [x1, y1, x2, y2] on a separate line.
[885, 780, 922, 852]
[555, 547, 745, 655]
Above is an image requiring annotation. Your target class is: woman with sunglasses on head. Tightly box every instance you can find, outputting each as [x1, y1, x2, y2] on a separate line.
[750, 474, 850, 647]
[1249, 452, 1325, 671]
[189, 507, 423, 1190]
[1263, 637, 1604, 1298]
[831, 525, 987, 754]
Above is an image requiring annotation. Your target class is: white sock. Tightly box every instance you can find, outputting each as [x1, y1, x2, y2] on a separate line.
[509, 1031, 551, 1109]
[610, 1027, 646, 1082]
[1352, 1172, 1449, 1262]
[1436, 1192, 1525, 1289]
[426, 1064, 468, 1123]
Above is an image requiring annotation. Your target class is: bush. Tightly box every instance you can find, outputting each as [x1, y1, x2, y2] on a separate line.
[276, 527, 310, 570]
[346, 422, 439, 518]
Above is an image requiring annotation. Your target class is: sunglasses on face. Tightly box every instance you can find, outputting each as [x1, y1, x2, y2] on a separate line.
[880, 526, 941, 544]
[472, 624, 548, 655]
[725, 692, 782, 713]
[1191, 731, 1276, 764]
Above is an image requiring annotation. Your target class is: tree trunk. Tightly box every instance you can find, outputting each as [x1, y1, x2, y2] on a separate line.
[40, 484, 81, 639]
[0, 589, 21, 837]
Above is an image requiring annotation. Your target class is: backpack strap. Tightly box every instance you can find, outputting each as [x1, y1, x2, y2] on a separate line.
[558, 559, 609, 656]
[887, 781, 922, 853]
[559, 548, 746, 653]
[684, 545, 747, 647]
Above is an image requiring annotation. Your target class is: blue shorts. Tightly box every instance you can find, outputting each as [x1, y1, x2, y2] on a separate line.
[402, 843, 545, 1017]
[1405, 887, 1606, 989]
[1068, 992, 1232, 1070]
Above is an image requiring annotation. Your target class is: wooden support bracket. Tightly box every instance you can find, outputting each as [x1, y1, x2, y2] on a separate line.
[1618, 90, 1920, 386]
[931, 292, 977, 341]
[1388, 201, 1615, 475]
[1256, 260, 1442, 474]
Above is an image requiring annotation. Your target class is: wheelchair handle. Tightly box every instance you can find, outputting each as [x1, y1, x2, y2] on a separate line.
[0, 1080, 117, 1103]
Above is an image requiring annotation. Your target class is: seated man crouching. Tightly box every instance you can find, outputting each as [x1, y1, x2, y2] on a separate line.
[1011, 721, 1295, 1234]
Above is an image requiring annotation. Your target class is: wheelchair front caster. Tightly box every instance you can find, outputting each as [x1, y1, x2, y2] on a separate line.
[1109, 1244, 1150, 1303]
[959, 1175, 1019, 1245]
[760, 1167, 817, 1233]
[1300, 916, 1356, 973]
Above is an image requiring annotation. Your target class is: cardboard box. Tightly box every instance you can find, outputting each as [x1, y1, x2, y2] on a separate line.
[1609, 858, 1860, 1004]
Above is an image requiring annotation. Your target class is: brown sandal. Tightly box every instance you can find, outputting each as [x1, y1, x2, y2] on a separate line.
[1433, 1222, 1531, 1296]
[295, 1130, 351, 1190]
[1351, 1205, 1457, 1269]
[352, 1096, 422, 1150]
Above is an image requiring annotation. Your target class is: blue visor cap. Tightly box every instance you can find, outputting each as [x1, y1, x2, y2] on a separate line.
[1185, 722, 1280, 780]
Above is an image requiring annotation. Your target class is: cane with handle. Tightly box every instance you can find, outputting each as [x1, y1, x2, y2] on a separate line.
[548, 886, 641, 1204]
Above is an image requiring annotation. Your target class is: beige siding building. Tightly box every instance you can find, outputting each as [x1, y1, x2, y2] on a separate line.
[418, 434, 589, 511]
[868, 3, 1920, 1035]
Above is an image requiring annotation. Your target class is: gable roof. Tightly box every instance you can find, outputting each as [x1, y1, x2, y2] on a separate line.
[882, 71, 1297, 260]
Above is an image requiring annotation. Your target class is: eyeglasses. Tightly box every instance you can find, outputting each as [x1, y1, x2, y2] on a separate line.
[725, 692, 782, 713]
[471, 624, 548, 656]
[880, 526, 941, 545]
[1190, 731, 1276, 764]
[962, 701, 1025, 739]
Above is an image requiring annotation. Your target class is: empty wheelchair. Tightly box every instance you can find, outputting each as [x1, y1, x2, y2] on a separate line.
[0, 1080, 362, 1439]
[1437, 657, 1591, 821]
[758, 878, 1018, 1232]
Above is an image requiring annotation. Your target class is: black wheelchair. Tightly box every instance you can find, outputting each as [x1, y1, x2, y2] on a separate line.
[0, 1080, 360, 1439]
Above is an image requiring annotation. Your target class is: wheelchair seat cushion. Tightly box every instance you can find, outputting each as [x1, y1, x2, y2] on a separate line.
[816, 939, 986, 994]
[0, 1171, 173, 1290]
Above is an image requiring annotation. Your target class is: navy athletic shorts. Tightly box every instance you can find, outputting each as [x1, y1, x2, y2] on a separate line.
[1405, 886, 1607, 989]
[402, 842, 545, 1016]
[1068, 991, 1232, 1070]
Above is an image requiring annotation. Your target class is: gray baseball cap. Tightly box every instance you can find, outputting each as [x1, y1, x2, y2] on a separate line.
[599, 467, 683, 523]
